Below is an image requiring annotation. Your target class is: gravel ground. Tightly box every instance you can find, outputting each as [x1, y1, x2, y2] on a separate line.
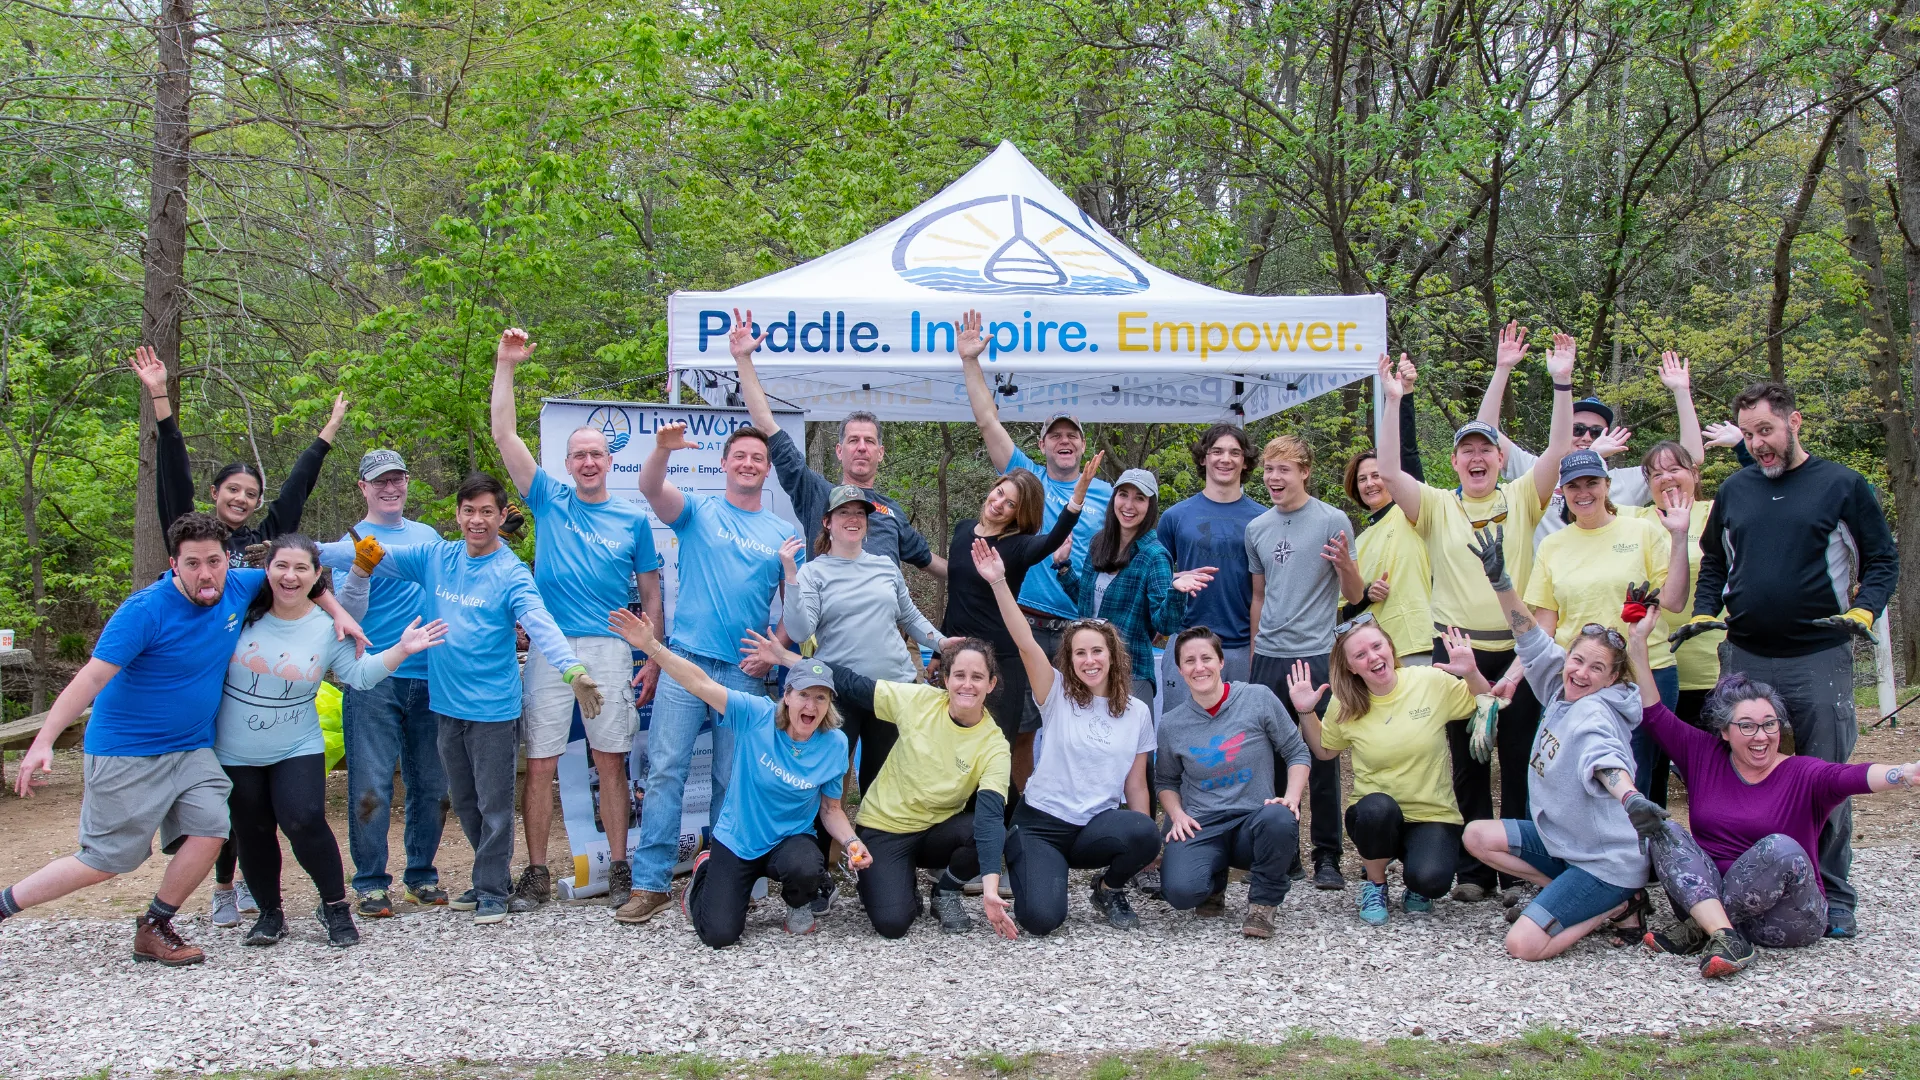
[3, 845, 1917, 1078]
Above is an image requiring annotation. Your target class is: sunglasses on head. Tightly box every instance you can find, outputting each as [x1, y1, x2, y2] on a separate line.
[1334, 612, 1376, 636]
[1579, 623, 1628, 649]
[1572, 423, 1608, 440]
[1068, 617, 1113, 631]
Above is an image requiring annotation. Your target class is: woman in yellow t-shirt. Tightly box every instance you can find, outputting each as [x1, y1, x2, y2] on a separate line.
[1625, 439, 1725, 728]
[1288, 617, 1488, 925]
[1343, 387, 1434, 662]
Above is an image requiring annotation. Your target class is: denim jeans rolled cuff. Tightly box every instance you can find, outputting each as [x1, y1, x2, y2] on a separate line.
[631, 652, 759, 894]
[344, 676, 447, 894]
[1503, 818, 1638, 935]
[436, 714, 519, 903]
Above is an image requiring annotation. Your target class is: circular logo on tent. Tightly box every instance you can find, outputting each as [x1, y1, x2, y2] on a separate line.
[584, 406, 632, 452]
[892, 195, 1148, 295]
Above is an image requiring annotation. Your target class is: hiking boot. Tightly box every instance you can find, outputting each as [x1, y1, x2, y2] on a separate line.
[357, 890, 394, 918]
[1645, 918, 1709, 956]
[1090, 882, 1140, 930]
[930, 886, 973, 934]
[133, 915, 205, 966]
[449, 889, 479, 911]
[243, 909, 286, 947]
[473, 897, 509, 925]
[1130, 868, 1163, 900]
[1402, 889, 1435, 917]
[615, 888, 673, 925]
[402, 883, 448, 907]
[210, 886, 240, 928]
[1357, 881, 1389, 926]
[1700, 927, 1756, 978]
[1312, 859, 1346, 890]
[1194, 889, 1227, 918]
[1241, 903, 1276, 939]
[509, 865, 550, 913]
[811, 877, 840, 916]
[316, 901, 360, 948]
[1826, 908, 1857, 939]
[234, 879, 259, 914]
[1450, 883, 1491, 903]
[785, 904, 818, 936]
[607, 860, 633, 908]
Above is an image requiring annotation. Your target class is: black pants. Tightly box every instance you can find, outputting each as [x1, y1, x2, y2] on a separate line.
[1440, 641, 1542, 891]
[986, 648, 1031, 746]
[688, 836, 826, 948]
[1249, 652, 1339, 868]
[223, 753, 346, 913]
[837, 694, 896, 796]
[1675, 687, 1710, 730]
[1343, 792, 1462, 900]
[1160, 804, 1299, 909]
[1005, 804, 1161, 935]
[856, 814, 980, 938]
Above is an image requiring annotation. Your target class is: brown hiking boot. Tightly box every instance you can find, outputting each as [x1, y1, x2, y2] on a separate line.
[613, 889, 672, 924]
[1241, 903, 1277, 939]
[133, 915, 205, 966]
[1195, 889, 1227, 918]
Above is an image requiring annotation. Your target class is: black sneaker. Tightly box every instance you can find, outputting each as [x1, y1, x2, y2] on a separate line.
[242, 909, 286, 947]
[607, 860, 633, 909]
[811, 877, 840, 916]
[1130, 868, 1163, 900]
[510, 864, 550, 914]
[1312, 859, 1347, 890]
[1700, 926, 1756, 978]
[1090, 881, 1140, 930]
[315, 901, 360, 948]
[1645, 918, 1709, 956]
[930, 885, 973, 934]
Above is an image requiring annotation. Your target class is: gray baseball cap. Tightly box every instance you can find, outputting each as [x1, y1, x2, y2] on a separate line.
[358, 449, 408, 480]
[1452, 420, 1500, 448]
[826, 484, 875, 515]
[1041, 411, 1084, 437]
[1114, 468, 1159, 498]
[784, 657, 835, 696]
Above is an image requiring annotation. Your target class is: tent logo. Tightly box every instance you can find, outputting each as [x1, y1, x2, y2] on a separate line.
[584, 406, 632, 452]
[892, 195, 1148, 295]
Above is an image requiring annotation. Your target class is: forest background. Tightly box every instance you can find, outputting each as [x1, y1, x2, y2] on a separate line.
[4, 0, 1920, 718]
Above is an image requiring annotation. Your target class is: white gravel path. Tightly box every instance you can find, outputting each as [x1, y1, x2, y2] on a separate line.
[3, 844, 1917, 1078]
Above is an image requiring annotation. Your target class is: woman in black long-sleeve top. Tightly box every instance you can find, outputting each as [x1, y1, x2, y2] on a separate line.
[942, 454, 1102, 748]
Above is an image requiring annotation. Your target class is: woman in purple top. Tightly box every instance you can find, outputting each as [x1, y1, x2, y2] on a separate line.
[1626, 612, 1916, 978]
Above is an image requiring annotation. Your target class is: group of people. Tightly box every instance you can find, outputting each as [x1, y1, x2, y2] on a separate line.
[0, 314, 1911, 982]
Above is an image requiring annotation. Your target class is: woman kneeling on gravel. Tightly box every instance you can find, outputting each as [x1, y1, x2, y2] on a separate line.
[1624, 612, 1917, 976]
[1156, 627, 1311, 939]
[1290, 618, 1489, 926]
[612, 611, 863, 945]
[1461, 528, 1658, 961]
[977, 539, 1161, 935]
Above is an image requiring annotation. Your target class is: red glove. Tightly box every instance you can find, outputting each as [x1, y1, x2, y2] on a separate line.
[1620, 600, 1649, 624]
[1621, 581, 1656, 626]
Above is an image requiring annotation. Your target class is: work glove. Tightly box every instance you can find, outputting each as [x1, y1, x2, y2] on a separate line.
[1468, 694, 1499, 764]
[350, 533, 387, 576]
[241, 542, 270, 568]
[501, 505, 526, 538]
[1622, 792, 1671, 845]
[1811, 608, 1878, 645]
[1667, 614, 1726, 653]
[1467, 525, 1511, 592]
[563, 665, 604, 720]
[1620, 581, 1657, 625]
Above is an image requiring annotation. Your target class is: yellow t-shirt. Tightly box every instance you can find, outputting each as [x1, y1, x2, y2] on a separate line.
[855, 681, 1011, 835]
[1319, 666, 1474, 824]
[1356, 506, 1433, 659]
[1624, 500, 1724, 690]
[1523, 514, 1674, 668]
[1413, 474, 1547, 651]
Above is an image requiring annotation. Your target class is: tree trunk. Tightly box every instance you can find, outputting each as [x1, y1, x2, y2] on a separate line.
[135, 0, 194, 585]
[1765, 107, 1850, 384]
[1893, 5, 1920, 445]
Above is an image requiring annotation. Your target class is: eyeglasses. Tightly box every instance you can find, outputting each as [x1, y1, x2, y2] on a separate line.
[1572, 423, 1608, 440]
[1335, 612, 1376, 636]
[365, 475, 409, 490]
[1579, 623, 1628, 649]
[1730, 718, 1782, 737]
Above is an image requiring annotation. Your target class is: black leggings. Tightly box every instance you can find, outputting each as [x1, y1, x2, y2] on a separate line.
[689, 836, 826, 948]
[215, 838, 239, 886]
[856, 814, 980, 939]
[1005, 804, 1161, 935]
[224, 753, 346, 913]
[836, 694, 896, 799]
[1343, 792, 1462, 900]
[1441, 641, 1542, 890]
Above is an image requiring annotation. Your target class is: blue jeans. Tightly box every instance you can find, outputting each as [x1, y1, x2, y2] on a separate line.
[342, 677, 447, 895]
[1632, 666, 1681, 804]
[1503, 819, 1638, 935]
[632, 652, 759, 893]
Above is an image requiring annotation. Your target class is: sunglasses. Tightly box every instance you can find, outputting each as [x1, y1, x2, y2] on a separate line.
[1068, 617, 1113, 632]
[1334, 611, 1376, 636]
[1572, 423, 1608, 440]
[1456, 490, 1510, 530]
[1579, 623, 1628, 649]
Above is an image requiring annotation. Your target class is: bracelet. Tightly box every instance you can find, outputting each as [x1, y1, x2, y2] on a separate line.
[1552, 381, 1573, 392]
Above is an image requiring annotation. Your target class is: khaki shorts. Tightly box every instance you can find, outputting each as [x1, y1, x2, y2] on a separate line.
[76, 748, 231, 875]
[521, 634, 638, 757]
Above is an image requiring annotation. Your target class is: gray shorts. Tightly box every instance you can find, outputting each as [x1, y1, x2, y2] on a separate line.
[77, 748, 231, 875]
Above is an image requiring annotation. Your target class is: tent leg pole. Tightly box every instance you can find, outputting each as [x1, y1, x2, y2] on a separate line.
[668, 366, 681, 405]
[1372, 366, 1386, 447]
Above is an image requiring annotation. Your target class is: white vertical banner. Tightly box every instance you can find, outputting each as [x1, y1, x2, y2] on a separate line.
[536, 399, 805, 894]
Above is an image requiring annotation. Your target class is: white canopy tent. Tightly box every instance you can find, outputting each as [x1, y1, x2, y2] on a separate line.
[667, 141, 1386, 424]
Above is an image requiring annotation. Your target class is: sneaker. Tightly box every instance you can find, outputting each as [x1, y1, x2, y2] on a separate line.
[1357, 881, 1389, 926]
[680, 850, 711, 923]
[785, 904, 818, 935]
[1450, 883, 1491, 903]
[133, 915, 206, 966]
[607, 860, 633, 908]
[1131, 868, 1163, 900]
[1312, 859, 1346, 891]
[357, 890, 395, 918]
[242, 909, 286, 947]
[1645, 918, 1709, 956]
[1402, 889, 1435, 917]
[1287, 855, 1307, 882]
[509, 865, 550, 914]
[210, 887, 240, 928]
[1700, 927, 1756, 978]
[401, 883, 448, 907]
[473, 897, 509, 925]
[316, 901, 360, 947]
[1826, 908, 1857, 939]
[1090, 882, 1140, 930]
[930, 886, 973, 934]
[1241, 903, 1276, 939]
[449, 889, 479, 911]
[811, 877, 840, 916]
[234, 879, 259, 914]
[1194, 889, 1227, 918]
[614, 889, 673, 925]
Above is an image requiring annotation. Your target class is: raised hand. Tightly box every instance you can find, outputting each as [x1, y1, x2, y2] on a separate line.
[1545, 332, 1576, 383]
[496, 327, 536, 367]
[1377, 352, 1406, 401]
[1467, 525, 1511, 592]
[1621, 580, 1658, 623]
[1622, 792, 1671, 845]
[1656, 486, 1693, 532]
[1495, 321, 1529, 371]
[1395, 353, 1417, 393]
[130, 345, 170, 397]
[1811, 609, 1879, 644]
[1367, 573, 1391, 604]
[1171, 567, 1216, 595]
[1320, 532, 1356, 572]
[971, 536, 1007, 584]
[1658, 351, 1690, 392]
[320, 392, 349, 443]
[608, 607, 660, 650]
[729, 307, 767, 363]
[398, 617, 450, 655]
[1070, 449, 1105, 508]
[778, 536, 804, 581]
[740, 626, 800, 671]
[1628, 606, 1660, 648]
[1285, 658, 1328, 716]
[655, 421, 695, 452]
[1704, 421, 1744, 450]
[957, 310, 986, 364]
[1437, 627, 1475, 677]
[1590, 426, 1632, 458]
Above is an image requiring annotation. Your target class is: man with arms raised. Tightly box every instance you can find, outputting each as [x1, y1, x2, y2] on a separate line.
[491, 328, 666, 911]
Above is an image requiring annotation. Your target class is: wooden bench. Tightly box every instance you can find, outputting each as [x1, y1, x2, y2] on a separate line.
[0, 708, 87, 752]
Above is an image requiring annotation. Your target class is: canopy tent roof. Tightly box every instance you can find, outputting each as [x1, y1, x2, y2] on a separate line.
[667, 142, 1385, 423]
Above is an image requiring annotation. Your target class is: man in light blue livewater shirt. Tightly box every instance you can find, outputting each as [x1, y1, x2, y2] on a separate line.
[615, 418, 800, 925]
[327, 473, 601, 926]
[491, 327, 665, 911]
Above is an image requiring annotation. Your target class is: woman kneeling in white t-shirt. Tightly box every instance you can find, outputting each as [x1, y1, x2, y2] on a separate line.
[976, 538, 1161, 934]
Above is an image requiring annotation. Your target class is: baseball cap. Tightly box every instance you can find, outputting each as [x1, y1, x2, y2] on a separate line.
[826, 484, 874, 515]
[784, 657, 836, 696]
[1452, 420, 1501, 447]
[1114, 468, 1159, 498]
[1557, 448, 1610, 485]
[1041, 412, 1084, 437]
[358, 449, 407, 480]
[1572, 397, 1615, 427]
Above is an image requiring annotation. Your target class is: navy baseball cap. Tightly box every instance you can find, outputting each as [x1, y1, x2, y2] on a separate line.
[1558, 449, 1610, 485]
[1572, 397, 1615, 427]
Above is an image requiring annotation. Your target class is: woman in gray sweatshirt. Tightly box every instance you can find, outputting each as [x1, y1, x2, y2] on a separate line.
[1461, 528, 1666, 961]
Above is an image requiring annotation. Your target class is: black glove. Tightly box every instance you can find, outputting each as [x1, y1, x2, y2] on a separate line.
[1811, 609, 1878, 644]
[1622, 792, 1671, 844]
[241, 542, 270, 568]
[1467, 525, 1510, 592]
[1667, 615, 1728, 653]
[501, 505, 526, 538]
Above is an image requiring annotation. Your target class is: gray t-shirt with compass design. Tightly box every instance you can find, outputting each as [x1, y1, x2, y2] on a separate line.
[1244, 497, 1355, 658]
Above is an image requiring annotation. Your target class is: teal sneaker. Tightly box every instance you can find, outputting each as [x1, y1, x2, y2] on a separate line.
[1402, 889, 1435, 917]
[1357, 881, 1389, 926]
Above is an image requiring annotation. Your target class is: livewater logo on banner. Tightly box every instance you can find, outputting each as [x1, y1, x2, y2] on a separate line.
[891, 194, 1148, 296]
[583, 405, 632, 452]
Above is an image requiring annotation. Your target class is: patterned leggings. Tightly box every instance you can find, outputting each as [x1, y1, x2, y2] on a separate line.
[1650, 825, 1827, 948]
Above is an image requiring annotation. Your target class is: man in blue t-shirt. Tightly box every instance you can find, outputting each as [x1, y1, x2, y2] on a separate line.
[2, 513, 362, 965]
[616, 419, 800, 925]
[492, 328, 665, 911]
[1157, 425, 1266, 711]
